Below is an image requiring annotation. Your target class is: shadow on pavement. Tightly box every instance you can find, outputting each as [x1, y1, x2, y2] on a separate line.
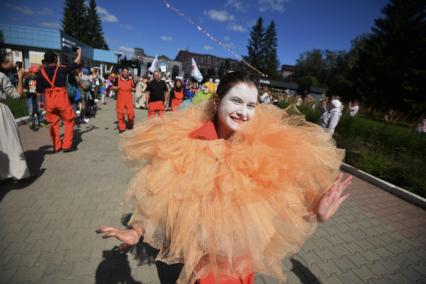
[290, 258, 321, 284]
[73, 125, 99, 148]
[124, 213, 184, 283]
[0, 147, 47, 202]
[95, 247, 142, 284]
[25, 145, 51, 175]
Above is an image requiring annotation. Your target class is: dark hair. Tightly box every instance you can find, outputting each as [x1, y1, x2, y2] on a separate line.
[121, 66, 129, 71]
[44, 51, 58, 64]
[216, 71, 256, 100]
[174, 79, 183, 91]
[0, 50, 10, 64]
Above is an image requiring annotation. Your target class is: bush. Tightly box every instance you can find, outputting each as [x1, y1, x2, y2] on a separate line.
[277, 102, 426, 198]
[5, 96, 28, 118]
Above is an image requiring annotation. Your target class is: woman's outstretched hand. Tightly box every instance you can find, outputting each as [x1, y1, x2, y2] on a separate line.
[316, 173, 352, 223]
[96, 226, 141, 250]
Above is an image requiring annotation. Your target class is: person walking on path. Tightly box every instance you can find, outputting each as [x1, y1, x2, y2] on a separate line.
[112, 67, 135, 133]
[23, 66, 42, 131]
[134, 76, 147, 109]
[97, 72, 352, 284]
[170, 78, 185, 111]
[145, 71, 168, 118]
[0, 51, 30, 180]
[36, 48, 81, 152]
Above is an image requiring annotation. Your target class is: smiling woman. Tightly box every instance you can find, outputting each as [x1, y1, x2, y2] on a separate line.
[213, 72, 258, 138]
[97, 71, 352, 284]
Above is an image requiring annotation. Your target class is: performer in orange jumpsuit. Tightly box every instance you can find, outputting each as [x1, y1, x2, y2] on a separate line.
[97, 72, 352, 283]
[36, 49, 81, 152]
[112, 67, 135, 133]
[170, 78, 184, 111]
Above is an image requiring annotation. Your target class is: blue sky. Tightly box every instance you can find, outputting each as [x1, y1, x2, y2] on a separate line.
[1, 0, 389, 65]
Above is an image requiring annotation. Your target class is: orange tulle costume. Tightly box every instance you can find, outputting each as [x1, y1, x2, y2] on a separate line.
[121, 102, 344, 283]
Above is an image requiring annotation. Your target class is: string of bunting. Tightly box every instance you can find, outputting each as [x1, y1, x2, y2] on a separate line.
[162, 0, 267, 78]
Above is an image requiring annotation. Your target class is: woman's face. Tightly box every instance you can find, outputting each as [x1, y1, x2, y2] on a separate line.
[217, 83, 258, 132]
[176, 80, 182, 88]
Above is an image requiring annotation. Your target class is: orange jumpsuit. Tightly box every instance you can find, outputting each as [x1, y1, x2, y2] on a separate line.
[116, 77, 135, 132]
[148, 101, 165, 118]
[190, 122, 255, 284]
[40, 66, 75, 151]
[171, 89, 184, 111]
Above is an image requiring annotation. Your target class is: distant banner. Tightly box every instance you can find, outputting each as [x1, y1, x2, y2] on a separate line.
[191, 58, 203, 82]
[162, 0, 267, 77]
[149, 56, 159, 73]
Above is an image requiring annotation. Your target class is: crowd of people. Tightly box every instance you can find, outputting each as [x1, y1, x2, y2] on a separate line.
[0, 45, 367, 183]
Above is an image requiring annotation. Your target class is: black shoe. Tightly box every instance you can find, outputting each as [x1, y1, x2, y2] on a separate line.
[118, 129, 126, 134]
[63, 146, 77, 153]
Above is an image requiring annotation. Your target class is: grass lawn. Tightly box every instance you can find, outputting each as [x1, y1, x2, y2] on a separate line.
[5, 96, 28, 118]
[279, 101, 426, 198]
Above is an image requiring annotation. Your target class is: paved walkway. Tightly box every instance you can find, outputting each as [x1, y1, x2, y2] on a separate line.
[0, 99, 425, 284]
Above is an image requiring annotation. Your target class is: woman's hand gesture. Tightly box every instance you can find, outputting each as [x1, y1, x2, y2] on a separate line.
[316, 173, 352, 223]
[96, 226, 141, 250]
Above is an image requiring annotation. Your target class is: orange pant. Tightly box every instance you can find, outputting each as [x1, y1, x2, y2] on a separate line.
[116, 93, 135, 131]
[45, 91, 75, 151]
[171, 98, 183, 111]
[197, 272, 254, 284]
[148, 101, 165, 118]
[195, 255, 254, 284]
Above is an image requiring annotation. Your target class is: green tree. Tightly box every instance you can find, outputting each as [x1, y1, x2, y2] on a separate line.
[86, 0, 109, 49]
[62, 0, 87, 43]
[293, 49, 324, 92]
[262, 21, 280, 79]
[352, 0, 426, 117]
[245, 17, 265, 75]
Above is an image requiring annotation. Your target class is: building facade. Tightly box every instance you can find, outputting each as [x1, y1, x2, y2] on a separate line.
[175, 50, 240, 79]
[281, 64, 296, 79]
[0, 24, 117, 75]
[138, 54, 183, 78]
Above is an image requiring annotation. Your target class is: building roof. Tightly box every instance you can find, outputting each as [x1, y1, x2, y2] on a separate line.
[175, 49, 238, 62]
[0, 24, 117, 64]
[281, 64, 296, 72]
[259, 78, 327, 94]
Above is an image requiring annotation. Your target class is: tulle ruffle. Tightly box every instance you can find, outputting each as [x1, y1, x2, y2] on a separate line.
[121, 102, 344, 283]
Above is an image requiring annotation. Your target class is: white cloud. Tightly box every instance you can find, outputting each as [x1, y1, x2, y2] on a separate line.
[39, 8, 53, 15]
[6, 4, 34, 15]
[223, 42, 236, 50]
[258, 0, 288, 13]
[203, 45, 213, 51]
[224, 36, 231, 41]
[203, 9, 234, 22]
[227, 23, 246, 33]
[225, 0, 247, 12]
[246, 19, 256, 28]
[97, 6, 118, 22]
[120, 24, 133, 30]
[160, 36, 173, 41]
[119, 46, 134, 53]
[39, 22, 61, 29]
[5, 4, 52, 15]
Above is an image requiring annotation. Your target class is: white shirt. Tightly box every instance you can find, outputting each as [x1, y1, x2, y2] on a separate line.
[260, 92, 271, 104]
[350, 105, 359, 117]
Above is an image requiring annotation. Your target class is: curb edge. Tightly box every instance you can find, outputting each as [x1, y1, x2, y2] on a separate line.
[15, 116, 30, 126]
[341, 162, 426, 209]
